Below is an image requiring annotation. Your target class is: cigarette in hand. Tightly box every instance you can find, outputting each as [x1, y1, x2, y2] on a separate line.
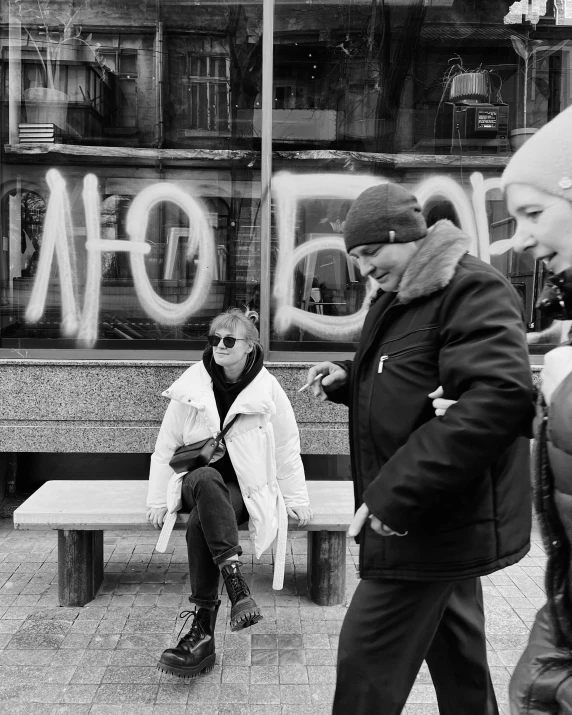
[298, 374, 323, 393]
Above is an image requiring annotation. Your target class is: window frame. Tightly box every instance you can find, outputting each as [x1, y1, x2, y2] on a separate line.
[185, 52, 231, 135]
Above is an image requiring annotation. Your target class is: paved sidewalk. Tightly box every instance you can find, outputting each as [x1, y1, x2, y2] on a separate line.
[0, 516, 545, 715]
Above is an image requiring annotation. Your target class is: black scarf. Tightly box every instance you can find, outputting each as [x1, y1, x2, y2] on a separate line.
[203, 344, 264, 429]
[537, 267, 572, 321]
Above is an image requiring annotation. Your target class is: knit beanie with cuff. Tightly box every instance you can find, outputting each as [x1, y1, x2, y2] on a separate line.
[343, 183, 428, 253]
[501, 104, 572, 200]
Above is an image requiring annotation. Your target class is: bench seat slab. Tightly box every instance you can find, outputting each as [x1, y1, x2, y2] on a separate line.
[58, 530, 104, 607]
[15, 481, 354, 608]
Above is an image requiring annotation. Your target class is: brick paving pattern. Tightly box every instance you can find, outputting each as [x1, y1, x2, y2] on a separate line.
[0, 516, 545, 714]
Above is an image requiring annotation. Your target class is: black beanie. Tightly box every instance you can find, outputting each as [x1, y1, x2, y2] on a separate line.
[343, 183, 427, 252]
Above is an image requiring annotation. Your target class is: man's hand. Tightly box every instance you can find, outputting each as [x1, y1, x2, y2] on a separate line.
[146, 507, 168, 529]
[287, 505, 314, 527]
[428, 386, 457, 417]
[348, 503, 404, 537]
[307, 362, 348, 402]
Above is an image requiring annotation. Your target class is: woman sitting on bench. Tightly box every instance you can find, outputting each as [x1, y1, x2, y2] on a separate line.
[146, 307, 313, 679]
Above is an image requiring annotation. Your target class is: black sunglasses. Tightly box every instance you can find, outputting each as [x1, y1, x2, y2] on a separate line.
[208, 335, 247, 348]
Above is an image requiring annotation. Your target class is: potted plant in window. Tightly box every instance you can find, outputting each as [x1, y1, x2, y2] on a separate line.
[12, 0, 107, 128]
[509, 33, 568, 150]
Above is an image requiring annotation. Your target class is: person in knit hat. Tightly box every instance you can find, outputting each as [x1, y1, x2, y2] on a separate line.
[501, 103, 572, 208]
[499, 104, 572, 714]
[304, 181, 534, 715]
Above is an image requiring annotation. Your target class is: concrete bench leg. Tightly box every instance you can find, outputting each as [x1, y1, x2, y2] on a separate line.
[58, 530, 104, 607]
[307, 531, 346, 606]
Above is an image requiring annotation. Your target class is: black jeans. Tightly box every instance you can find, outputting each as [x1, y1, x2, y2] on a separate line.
[181, 465, 249, 610]
[333, 577, 498, 715]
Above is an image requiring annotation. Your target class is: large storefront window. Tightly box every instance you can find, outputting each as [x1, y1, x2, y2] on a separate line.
[1, 0, 571, 355]
[0, 0, 262, 350]
[269, 0, 572, 353]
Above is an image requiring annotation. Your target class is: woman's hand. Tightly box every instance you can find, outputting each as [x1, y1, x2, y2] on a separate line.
[146, 507, 168, 529]
[307, 362, 348, 402]
[428, 386, 457, 417]
[287, 505, 314, 527]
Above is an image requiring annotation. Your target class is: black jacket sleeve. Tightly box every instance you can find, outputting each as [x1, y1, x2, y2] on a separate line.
[363, 267, 535, 533]
[322, 360, 353, 406]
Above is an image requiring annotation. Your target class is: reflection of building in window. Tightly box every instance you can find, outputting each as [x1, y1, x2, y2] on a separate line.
[0, 190, 45, 287]
[100, 195, 133, 280]
[341, 79, 378, 140]
[13, 54, 111, 140]
[0, 190, 45, 316]
[189, 55, 230, 132]
[529, 44, 571, 124]
[504, 0, 549, 26]
[101, 50, 138, 128]
[169, 38, 230, 135]
[274, 64, 306, 109]
[556, 0, 572, 25]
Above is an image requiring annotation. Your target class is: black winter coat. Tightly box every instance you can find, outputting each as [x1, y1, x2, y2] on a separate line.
[509, 371, 572, 714]
[329, 220, 535, 581]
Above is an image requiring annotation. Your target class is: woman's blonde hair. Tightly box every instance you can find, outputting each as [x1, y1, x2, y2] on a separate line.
[209, 308, 261, 349]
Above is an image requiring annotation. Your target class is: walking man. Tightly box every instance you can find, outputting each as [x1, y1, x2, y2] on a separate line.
[307, 183, 534, 715]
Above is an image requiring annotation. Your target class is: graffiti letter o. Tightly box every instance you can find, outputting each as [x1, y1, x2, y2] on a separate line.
[126, 183, 216, 325]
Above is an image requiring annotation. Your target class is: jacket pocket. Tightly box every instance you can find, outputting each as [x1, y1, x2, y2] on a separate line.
[369, 338, 439, 451]
[377, 344, 435, 373]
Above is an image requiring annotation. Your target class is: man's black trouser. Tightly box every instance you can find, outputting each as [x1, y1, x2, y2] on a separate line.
[333, 576, 499, 715]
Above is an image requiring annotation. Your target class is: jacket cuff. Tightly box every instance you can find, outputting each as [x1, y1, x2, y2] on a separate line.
[363, 488, 408, 536]
[146, 499, 168, 509]
[324, 361, 351, 405]
[282, 497, 311, 508]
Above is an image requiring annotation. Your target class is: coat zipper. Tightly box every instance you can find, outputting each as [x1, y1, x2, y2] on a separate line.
[378, 344, 433, 374]
[357, 298, 402, 578]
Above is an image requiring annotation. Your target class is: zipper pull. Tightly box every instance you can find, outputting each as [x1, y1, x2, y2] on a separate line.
[378, 355, 388, 373]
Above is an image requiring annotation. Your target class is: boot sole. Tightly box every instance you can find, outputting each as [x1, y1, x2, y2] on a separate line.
[230, 603, 263, 632]
[157, 653, 216, 679]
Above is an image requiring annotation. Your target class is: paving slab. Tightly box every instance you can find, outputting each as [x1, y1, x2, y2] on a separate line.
[0, 515, 545, 714]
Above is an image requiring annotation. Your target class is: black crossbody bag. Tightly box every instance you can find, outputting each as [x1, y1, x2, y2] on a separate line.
[168, 415, 239, 475]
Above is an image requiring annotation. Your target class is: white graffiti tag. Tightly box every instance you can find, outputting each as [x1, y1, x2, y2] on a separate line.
[126, 183, 215, 326]
[25, 170, 215, 347]
[272, 171, 500, 340]
[26, 169, 81, 336]
[23, 168, 502, 346]
[272, 173, 382, 340]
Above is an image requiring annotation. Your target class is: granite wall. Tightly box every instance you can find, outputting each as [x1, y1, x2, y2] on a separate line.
[0, 360, 543, 456]
[0, 361, 349, 455]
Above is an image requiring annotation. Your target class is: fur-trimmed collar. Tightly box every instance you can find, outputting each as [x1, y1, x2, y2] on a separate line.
[397, 220, 471, 304]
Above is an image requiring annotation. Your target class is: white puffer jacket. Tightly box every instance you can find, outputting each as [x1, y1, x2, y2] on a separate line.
[147, 361, 310, 589]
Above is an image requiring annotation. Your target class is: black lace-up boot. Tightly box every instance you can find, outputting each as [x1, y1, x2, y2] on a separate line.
[157, 601, 220, 678]
[220, 561, 263, 632]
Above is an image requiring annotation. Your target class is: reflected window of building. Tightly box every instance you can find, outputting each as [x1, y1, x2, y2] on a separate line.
[0, 189, 46, 335]
[165, 6, 262, 149]
[100, 49, 139, 131]
[188, 50, 230, 134]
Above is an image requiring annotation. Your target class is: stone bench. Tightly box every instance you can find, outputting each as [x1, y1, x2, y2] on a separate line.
[13, 480, 354, 608]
